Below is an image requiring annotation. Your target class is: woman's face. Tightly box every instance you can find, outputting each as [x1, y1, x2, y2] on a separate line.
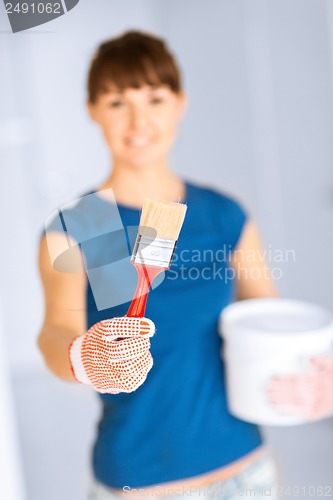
[88, 85, 186, 169]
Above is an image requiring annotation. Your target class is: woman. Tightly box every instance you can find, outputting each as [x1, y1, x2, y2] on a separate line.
[38, 30, 283, 499]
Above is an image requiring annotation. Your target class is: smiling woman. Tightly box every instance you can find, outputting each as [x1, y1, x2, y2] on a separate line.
[38, 30, 280, 500]
[86, 32, 186, 196]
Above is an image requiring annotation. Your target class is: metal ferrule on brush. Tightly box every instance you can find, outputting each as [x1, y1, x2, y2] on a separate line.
[131, 234, 176, 268]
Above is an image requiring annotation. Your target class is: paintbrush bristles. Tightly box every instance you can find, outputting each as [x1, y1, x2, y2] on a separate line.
[139, 199, 187, 241]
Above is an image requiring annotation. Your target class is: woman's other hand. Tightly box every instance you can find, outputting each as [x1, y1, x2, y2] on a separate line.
[267, 355, 333, 421]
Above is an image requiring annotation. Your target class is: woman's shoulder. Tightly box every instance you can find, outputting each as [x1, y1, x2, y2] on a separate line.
[45, 191, 89, 229]
[43, 188, 109, 242]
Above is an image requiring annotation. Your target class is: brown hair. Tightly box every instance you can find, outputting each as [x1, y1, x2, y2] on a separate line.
[87, 30, 182, 103]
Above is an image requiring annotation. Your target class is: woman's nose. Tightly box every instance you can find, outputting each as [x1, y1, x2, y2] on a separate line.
[128, 104, 149, 130]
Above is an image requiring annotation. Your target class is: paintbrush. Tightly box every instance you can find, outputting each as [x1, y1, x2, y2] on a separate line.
[126, 199, 187, 318]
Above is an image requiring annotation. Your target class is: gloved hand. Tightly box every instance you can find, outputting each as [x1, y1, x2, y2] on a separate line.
[69, 317, 155, 394]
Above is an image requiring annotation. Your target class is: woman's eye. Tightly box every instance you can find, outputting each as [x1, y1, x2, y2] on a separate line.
[109, 100, 125, 108]
[150, 97, 163, 105]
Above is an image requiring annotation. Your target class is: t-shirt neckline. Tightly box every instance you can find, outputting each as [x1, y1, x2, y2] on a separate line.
[91, 180, 190, 212]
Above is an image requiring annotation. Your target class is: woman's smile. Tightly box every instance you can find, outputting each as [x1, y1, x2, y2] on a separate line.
[125, 136, 154, 148]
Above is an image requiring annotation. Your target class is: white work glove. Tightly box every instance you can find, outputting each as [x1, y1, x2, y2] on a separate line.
[69, 317, 155, 394]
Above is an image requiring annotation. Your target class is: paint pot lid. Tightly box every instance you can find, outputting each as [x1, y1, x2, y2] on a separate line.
[220, 298, 333, 338]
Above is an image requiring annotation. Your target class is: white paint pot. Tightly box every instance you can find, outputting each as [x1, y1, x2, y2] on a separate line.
[219, 298, 333, 426]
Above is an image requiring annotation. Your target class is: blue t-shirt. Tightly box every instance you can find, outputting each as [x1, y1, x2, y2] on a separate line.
[45, 180, 262, 488]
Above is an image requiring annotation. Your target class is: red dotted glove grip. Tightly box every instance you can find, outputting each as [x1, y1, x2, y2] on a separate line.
[69, 317, 155, 394]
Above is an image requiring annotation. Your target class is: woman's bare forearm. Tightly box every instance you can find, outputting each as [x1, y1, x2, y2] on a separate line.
[37, 325, 81, 382]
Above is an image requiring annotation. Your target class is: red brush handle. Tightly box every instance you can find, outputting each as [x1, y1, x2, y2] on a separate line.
[127, 263, 165, 318]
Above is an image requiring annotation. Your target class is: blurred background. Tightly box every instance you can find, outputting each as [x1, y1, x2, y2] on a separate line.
[1, 0, 333, 499]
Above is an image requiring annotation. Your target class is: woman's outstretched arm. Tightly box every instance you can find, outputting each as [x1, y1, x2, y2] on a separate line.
[37, 233, 87, 382]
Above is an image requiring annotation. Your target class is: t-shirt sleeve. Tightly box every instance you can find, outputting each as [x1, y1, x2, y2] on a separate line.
[40, 207, 87, 274]
[226, 197, 248, 250]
